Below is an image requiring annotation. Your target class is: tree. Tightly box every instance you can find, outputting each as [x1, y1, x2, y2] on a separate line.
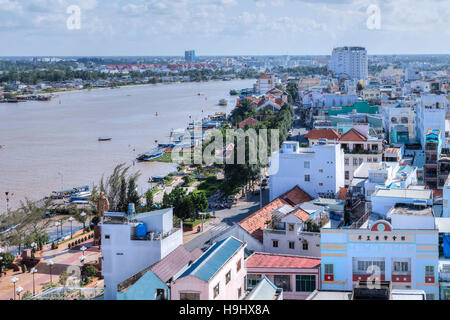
[85, 265, 99, 278]
[127, 176, 140, 212]
[144, 190, 154, 211]
[0, 252, 15, 269]
[190, 192, 208, 214]
[118, 176, 128, 212]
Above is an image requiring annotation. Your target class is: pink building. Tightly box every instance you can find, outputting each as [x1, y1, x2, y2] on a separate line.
[246, 252, 321, 300]
[171, 237, 247, 300]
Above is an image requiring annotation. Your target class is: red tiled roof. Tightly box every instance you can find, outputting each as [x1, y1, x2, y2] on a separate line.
[259, 74, 272, 79]
[291, 208, 310, 222]
[239, 117, 260, 129]
[338, 187, 348, 200]
[238, 198, 289, 242]
[246, 253, 321, 269]
[339, 128, 367, 142]
[238, 186, 313, 242]
[280, 186, 314, 206]
[304, 129, 340, 141]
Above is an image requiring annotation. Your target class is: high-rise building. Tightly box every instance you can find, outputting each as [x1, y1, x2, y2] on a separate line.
[185, 50, 196, 63]
[329, 47, 368, 80]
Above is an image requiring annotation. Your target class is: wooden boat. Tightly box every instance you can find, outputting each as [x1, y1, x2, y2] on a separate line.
[98, 137, 112, 142]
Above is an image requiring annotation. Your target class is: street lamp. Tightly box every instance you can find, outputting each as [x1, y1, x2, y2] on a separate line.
[80, 212, 87, 230]
[47, 260, 54, 284]
[80, 246, 87, 256]
[31, 242, 37, 259]
[55, 221, 60, 239]
[16, 286, 23, 300]
[30, 267, 38, 296]
[68, 216, 74, 238]
[199, 212, 207, 232]
[10, 276, 18, 300]
[79, 255, 86, 285]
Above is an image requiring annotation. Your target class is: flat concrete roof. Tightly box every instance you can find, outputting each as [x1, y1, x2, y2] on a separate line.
[387, 204, 434, 217]
[371, 188, 432, 200]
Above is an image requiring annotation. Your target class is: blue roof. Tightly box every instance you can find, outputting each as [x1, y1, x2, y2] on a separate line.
[177, 237, 244, 282]
[246, 276, 280, 300]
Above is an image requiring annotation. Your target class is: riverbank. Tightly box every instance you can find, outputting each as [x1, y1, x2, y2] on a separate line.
[0, 79, 254, 211]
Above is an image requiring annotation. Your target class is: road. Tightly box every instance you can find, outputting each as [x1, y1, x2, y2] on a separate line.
[184, 188, 269, 251]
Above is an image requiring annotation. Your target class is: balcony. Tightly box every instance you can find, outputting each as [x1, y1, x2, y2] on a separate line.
[264, 228, 286, 235]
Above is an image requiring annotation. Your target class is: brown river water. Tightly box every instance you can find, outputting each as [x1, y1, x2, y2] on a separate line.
[0, 79, 254, 211]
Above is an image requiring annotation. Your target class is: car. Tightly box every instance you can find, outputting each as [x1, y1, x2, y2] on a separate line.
[42, 211, 52, 219]
[201, 245, 211, 252]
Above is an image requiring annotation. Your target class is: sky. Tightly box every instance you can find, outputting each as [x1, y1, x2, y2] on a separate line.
[0, 0, 449, 56]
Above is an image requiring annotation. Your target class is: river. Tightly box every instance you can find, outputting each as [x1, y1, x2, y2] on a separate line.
[0, 79, 254, 211]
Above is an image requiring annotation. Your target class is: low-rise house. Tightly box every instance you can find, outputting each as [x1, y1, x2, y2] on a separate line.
[246, 253, 321, 300]
[371, 188, 433, 217]
[211, 186, 314, 252]
[116, 245, 202, 300]
[171, 237, 247, 300]
[101, 208, 183, 300]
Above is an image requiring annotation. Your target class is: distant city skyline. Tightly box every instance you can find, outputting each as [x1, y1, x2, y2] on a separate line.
[0, 0, 449, 56]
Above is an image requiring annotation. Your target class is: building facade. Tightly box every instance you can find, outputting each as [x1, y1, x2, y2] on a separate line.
[329, 47, 368, 80]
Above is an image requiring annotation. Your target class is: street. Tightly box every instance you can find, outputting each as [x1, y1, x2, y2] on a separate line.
[184, 187, 269, 251]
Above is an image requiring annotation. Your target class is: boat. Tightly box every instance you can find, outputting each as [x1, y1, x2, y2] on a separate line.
[136, 149, 164, 161]
[219, 99, 228, 106]
[98, 137, 112, 142]
[51, 186, 89, 199]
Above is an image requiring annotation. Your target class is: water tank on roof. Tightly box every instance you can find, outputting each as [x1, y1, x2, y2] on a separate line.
[136, 223, 147, 238]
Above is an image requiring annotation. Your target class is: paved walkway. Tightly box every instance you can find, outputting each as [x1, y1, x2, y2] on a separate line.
[0, 239, 101, 300]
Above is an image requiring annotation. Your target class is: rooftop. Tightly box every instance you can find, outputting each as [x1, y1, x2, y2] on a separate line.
[245, 276, 282, 300]
[387, 204, 434, 217]
[246, 252, 321, 269]
[371, 188, 432, 200]
[177, 236, 245, 282]
[306, 290, 352, 300]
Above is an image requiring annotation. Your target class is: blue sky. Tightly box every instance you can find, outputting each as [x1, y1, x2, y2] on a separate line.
[0, 0, 449, 56]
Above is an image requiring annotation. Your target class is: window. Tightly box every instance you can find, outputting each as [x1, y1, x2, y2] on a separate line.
[226, 270, 231, 284]
[344, 158, 349, 165]
[302, 241, 309, 250]
[359, 158, 363, 165]
[237, 259, 242, 272]
[319, 169, 323, 173]
[296, 275, 316, 292]
[353, 158, 358, 166]
[288, 224, 295, 232]
[304, 175, 310, 182]
[273, 275, 291, 292]
[213, 283, 220, 298]
[318, 182, 323, 187]
[324, 264, 334, 274]
[393, 261, 409, 272]
[273, 240, 279, 248]
[238, 287, 242, 298]
[289, 241, 295, 249]
[425, 266, 434, 277]
[105, 235, 110, 239]
[345, 171, 349, 180]
[246, 274, 262, 290]
[426, 293, 435, 300]
[180, 292, 200, 300]
[357, 260, 385, 273]
[304, 161, 310, 169]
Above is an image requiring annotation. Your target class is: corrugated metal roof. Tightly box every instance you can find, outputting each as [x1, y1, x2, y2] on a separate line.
[127, 207, 172, 220]
[177, 237, 245, 282]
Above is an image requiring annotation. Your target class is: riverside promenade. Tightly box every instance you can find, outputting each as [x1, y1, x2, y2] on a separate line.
[0, 230, 101, 300]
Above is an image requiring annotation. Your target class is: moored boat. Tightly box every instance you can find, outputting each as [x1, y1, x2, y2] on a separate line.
[136, 149, 164, 161]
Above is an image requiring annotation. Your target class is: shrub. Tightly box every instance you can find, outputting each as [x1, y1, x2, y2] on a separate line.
[22, 264, 27, 273]
[84, 236, 87, 242]
[85, 265, 99, 278]
[0, 252, 15, 267]
[67, 243, 71, 249]
[51, 241, 57, 250]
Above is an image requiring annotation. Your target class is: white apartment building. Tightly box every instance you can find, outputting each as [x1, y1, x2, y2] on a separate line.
[302, 92, 358, 108]
[269, 141, 345, 200]
[329, 47, 368, 80]
[101, 208, 183, 300]
[305, 128, 383, 186]
[415, 94, 447, 148]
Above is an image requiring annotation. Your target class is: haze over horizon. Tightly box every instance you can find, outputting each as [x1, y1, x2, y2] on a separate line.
[0, 0, 449, 56]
